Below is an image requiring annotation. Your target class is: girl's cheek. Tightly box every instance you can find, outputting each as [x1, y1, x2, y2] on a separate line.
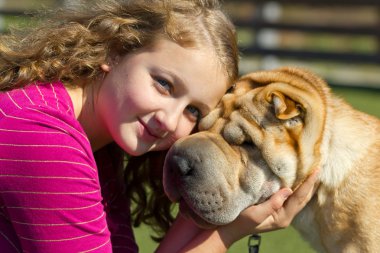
[159, 121, 195, 150]
[176, 122, 196, 139]
[165, 135, 180, 149]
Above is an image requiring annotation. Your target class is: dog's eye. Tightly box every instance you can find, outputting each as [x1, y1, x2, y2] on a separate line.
[285, 117, 303, 128]
[242, 139, 255, 147]
[226, 83, 236, 93]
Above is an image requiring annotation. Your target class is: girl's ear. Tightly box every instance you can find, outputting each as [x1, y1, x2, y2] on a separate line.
[101, 55, 120, 72]
[100, 63, 111, 72]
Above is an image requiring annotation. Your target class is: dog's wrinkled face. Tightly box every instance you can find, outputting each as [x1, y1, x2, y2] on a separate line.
[163, 68, 326, 228]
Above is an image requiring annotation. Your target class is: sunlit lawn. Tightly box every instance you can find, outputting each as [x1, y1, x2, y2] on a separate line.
[134, 223, 317, 253]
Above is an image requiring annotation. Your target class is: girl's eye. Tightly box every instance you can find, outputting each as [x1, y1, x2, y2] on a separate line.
[155, 78, 171, 95]
[186, 105, 201, 122]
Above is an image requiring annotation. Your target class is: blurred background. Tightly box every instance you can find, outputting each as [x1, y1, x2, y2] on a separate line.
[1, 0, 378, 252]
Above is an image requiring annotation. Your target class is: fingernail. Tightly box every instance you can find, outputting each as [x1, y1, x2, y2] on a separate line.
[312, 169, 320, 180]
[282, 189, 293, 200]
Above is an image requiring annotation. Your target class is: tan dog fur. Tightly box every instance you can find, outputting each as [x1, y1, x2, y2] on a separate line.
[163, 67, 380, 253]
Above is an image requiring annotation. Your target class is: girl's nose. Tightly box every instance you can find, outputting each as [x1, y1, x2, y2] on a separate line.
[154, 108, 182, 133]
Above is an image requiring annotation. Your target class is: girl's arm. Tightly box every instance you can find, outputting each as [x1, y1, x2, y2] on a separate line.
[155, 214, 204, 253]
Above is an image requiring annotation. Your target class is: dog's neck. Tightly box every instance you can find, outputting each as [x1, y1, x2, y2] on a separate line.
[318, 95, 377, 189]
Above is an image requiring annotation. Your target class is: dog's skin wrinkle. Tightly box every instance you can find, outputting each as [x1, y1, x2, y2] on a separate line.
[231, 111, 264, 146]
[223, 121, 245, 145]
[230, 102, 302, 186]
[237, 145, 248, 168]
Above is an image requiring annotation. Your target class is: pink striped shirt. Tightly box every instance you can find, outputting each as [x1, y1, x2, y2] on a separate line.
[0, 82, 138, 252]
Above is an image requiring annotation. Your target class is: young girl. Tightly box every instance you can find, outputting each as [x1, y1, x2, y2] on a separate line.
[0, 0, 319, 252]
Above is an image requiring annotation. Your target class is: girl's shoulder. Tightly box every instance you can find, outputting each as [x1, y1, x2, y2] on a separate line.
[0, 81, 93, 165]
[0, 81, 75, 118]
[0, 81, 83, 135]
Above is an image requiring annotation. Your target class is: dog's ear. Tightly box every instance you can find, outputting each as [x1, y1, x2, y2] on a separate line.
[266, 90, 302, 120]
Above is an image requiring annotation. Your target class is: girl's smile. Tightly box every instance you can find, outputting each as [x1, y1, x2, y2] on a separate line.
[137, 117, 164, 141]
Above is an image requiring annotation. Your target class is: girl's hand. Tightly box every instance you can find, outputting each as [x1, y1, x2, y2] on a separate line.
[219, 169, 320, 248]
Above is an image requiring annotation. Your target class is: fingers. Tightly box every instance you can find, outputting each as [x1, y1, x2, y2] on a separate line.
[280, 169, 320, 221]
[242, 187, 293, 224]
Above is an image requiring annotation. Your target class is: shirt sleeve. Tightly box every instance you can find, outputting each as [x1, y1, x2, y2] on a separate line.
[0, 107, 113, 252]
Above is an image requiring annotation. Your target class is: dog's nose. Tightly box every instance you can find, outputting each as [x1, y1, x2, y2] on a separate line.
[172, 155, 193, 177]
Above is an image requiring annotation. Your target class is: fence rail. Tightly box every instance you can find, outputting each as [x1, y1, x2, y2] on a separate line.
[226, 0, 380, 88]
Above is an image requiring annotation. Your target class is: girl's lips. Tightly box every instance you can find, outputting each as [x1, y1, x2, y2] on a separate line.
[138, 118, 161, 141]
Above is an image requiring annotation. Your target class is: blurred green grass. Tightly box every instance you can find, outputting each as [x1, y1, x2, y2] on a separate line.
[332, 86, 380, 118]
[134, 224, 316, 253]
[133, 86, 379, 253]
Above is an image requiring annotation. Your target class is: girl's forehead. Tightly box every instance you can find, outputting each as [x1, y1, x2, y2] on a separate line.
[148, 39, 227, 80]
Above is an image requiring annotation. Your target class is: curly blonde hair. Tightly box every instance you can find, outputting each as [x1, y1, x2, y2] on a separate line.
[0, 0, 238, 90]
[0, 0, 239, 240]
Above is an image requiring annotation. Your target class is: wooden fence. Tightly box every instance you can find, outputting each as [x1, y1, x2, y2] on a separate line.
[1, 0, 379, 88]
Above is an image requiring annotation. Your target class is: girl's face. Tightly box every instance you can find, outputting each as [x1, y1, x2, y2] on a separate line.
[96, 39, 229, 156]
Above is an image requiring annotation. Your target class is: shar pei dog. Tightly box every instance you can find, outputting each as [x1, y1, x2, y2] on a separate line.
[163, 67, 380, 253]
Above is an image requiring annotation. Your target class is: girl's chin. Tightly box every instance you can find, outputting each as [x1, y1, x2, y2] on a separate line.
[121, 143, 161, 156]
[114, 141, 144, 156]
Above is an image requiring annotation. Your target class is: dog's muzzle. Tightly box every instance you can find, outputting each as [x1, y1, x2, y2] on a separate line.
[163, 132, 253, 227]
